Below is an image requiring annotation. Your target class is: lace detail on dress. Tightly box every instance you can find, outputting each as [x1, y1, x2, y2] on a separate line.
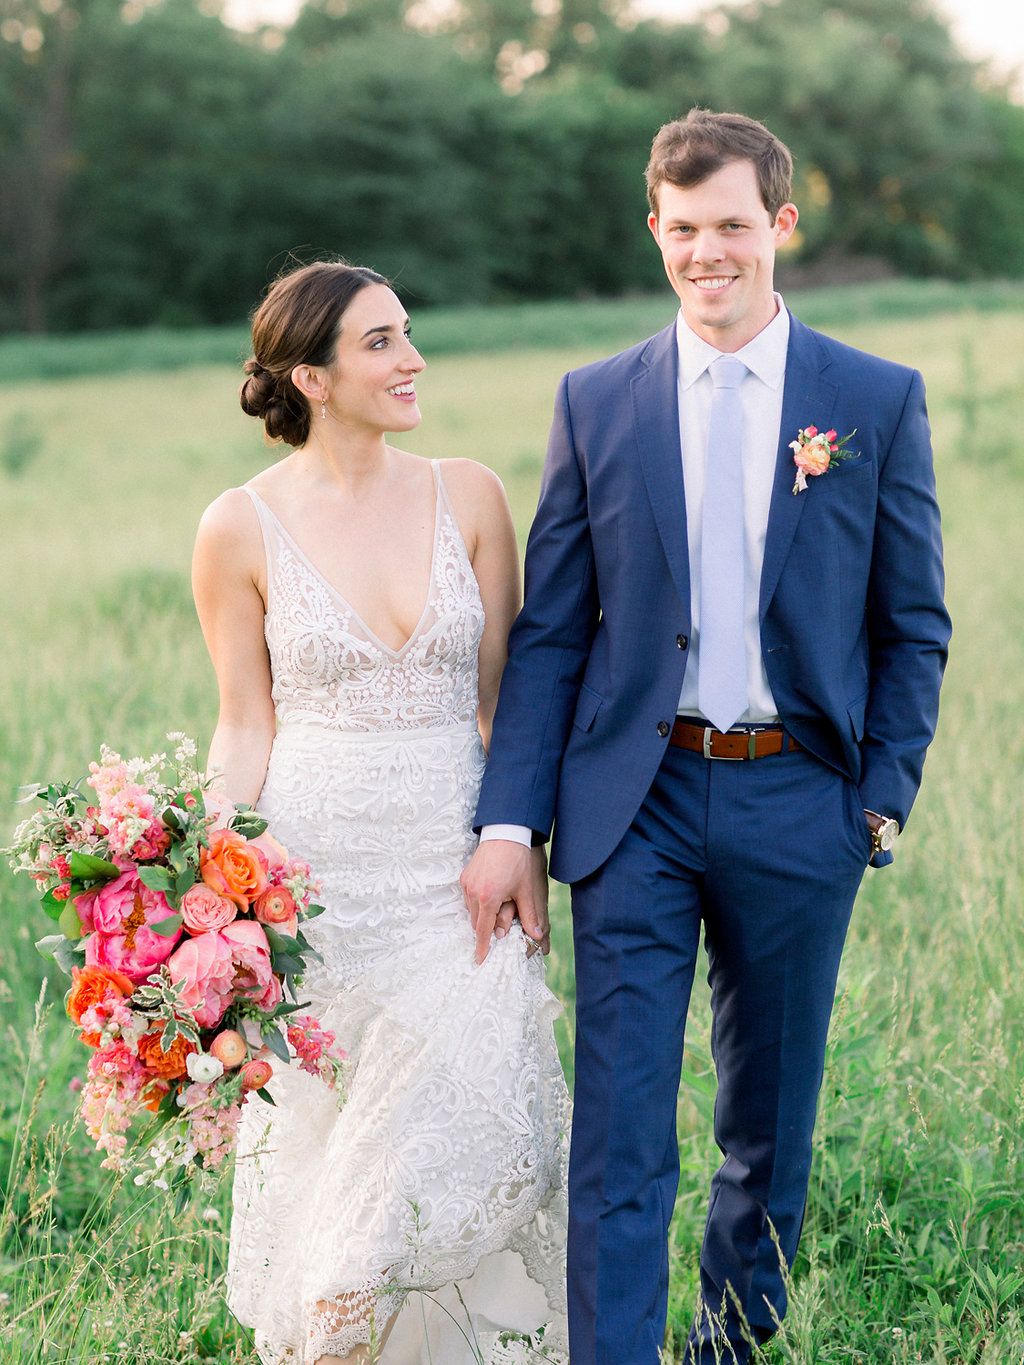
[250, 466, 485, 734]
[226, 462, 570, 1364]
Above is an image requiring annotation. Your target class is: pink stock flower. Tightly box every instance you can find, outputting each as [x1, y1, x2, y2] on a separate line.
[82, 868, 179, 982]
[179, 883, 238, 936]
[129, 818, 171, 861]
[167, 931, 237, 1029]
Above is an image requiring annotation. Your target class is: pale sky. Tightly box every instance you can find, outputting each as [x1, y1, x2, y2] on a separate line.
[223, 0, 1023, 96]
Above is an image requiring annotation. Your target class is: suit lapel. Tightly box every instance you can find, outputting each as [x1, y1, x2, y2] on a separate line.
[759, 318, 838, 617]
[631, 324, 690, 608]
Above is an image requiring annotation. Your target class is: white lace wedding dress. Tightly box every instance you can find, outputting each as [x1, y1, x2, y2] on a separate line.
[226, 462, 570, 1365]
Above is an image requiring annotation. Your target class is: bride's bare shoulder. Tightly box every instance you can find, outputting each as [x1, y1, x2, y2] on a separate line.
[435, 457, 509, 512]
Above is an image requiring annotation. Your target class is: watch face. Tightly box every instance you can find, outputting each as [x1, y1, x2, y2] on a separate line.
[877, 819, 899, 852]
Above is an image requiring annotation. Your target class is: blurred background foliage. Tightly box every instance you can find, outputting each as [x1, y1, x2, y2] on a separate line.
[2, 0, 1023, 334]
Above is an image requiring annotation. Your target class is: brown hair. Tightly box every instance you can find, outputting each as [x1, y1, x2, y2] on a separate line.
[645, 108, 793, 219]
[240, 259, 389, 447]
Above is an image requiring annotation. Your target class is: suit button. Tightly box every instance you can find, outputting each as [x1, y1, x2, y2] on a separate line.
[657, 720, 670, 737]
[676, 634, 688, 650]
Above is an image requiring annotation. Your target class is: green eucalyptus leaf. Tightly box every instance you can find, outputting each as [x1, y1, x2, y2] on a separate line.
[262, 1027, 291, 1065]
[262, 925, 300, 954]
[68, 851, 120, 881]
[58, 899, 86, 941]
[149, 913, 183, 938]
[36, 934, 85, 975]
[175, 867, 197, 897]
[138, 866, 175, 893]
[256, 1087, 276, 1106]
[40, 891, 64, 922]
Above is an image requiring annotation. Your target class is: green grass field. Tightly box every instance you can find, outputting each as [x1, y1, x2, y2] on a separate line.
[2, 285, 1023, 1362]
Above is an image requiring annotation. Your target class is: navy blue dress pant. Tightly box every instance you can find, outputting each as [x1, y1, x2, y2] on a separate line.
[566, 741, 872, 1364]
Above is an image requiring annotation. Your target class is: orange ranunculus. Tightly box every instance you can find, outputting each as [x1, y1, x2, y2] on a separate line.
[66, 965, 135, 1045]
[141, 1080, 170, 1112]
[253, 885, 298, 932]
[137, 1030, 197, 1080]
[200, 828, 269, 910]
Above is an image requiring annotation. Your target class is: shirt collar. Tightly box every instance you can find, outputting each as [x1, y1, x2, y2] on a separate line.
[675, 293, 790, 391]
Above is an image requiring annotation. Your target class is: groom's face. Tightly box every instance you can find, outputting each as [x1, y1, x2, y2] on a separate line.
[648, 158, 798, 353]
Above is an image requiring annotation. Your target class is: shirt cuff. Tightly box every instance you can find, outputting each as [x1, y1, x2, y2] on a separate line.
[478, 824, 533, 848]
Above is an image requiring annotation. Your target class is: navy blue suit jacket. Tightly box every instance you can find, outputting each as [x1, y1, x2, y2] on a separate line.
[476, 314, 951, 885]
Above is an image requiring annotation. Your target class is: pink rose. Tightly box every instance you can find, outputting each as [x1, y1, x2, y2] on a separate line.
[221, 920, 282, 1013]
[168, 931, 236, 1029]
[82, 869, 179, 982]
[180, 883, 238, 936]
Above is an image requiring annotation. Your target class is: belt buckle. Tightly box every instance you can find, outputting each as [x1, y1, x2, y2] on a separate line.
[703, 726, 750, 760]
[703, 726, 762, 760]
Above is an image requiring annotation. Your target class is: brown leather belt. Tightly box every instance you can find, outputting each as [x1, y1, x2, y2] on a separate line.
[670, 717, 803, 760]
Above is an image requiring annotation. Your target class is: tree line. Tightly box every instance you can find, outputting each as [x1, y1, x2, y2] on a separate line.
[2, 0, 1023, 334]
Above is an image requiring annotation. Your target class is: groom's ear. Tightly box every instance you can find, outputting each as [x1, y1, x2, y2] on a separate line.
[773, 202, 799, 247]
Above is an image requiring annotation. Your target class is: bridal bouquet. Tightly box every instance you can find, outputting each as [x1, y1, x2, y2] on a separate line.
[4, 734, 348, 1191]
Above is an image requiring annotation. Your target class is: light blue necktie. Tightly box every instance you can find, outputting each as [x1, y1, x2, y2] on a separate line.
[698, 354, 749, 734]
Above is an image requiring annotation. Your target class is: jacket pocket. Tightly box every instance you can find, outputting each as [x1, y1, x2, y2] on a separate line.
[572, 683, 604, 733]
[847, 689, 869, 743]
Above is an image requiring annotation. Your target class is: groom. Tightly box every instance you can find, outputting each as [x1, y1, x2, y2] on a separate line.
[462, 109, 949, 1363]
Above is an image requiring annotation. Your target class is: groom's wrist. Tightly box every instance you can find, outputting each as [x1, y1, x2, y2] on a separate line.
[479, 824, 533, 849]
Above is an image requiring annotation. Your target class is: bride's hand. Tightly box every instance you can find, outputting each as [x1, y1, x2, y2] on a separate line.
[461, 839, 536, 964]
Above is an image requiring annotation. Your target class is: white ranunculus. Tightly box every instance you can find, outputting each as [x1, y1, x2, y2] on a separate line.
[185, 1051, 225, 1083]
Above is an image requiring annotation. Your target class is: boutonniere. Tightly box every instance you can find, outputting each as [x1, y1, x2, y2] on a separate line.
[790, 426, 859, 494]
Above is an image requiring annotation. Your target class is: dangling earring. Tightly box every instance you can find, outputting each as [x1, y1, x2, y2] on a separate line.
[321, 397, 327, 420]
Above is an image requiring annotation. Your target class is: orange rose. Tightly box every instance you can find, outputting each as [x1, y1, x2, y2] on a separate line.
[200, 828, 269, 909]
[137, 1030, 197, 1080]
[66, 965, 135, 1046]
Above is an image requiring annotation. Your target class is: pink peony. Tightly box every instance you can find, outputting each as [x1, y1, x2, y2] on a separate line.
[82, 869, 179, 982]
[167, 931, 236, 1029]
[180, 883, 238, 936]
[221, 920, 281, 1013]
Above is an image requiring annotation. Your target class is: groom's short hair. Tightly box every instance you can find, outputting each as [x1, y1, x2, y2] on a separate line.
[645, 108, 794, 219]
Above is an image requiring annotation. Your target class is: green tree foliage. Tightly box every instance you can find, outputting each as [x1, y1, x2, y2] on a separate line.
[0, 0, 1022, 333]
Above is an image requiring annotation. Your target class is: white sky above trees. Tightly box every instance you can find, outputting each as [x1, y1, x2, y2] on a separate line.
[221, 0, 1023, 99]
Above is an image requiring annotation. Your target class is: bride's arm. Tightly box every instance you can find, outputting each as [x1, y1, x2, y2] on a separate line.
[192, 489, 276, 807]
[443, 460, 520, 751]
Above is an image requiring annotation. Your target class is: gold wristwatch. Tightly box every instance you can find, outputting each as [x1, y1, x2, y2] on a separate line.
[864, 810, 900, 854]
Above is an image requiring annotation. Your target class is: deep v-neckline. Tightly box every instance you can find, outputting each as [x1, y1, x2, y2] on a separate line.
[248, 465, 442, 659]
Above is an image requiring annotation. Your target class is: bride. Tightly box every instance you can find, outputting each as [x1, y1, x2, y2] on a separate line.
[191, 260, 569, 1364]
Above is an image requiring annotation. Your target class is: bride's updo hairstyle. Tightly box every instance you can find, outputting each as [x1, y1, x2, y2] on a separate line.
[240, 260, 389, 447]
